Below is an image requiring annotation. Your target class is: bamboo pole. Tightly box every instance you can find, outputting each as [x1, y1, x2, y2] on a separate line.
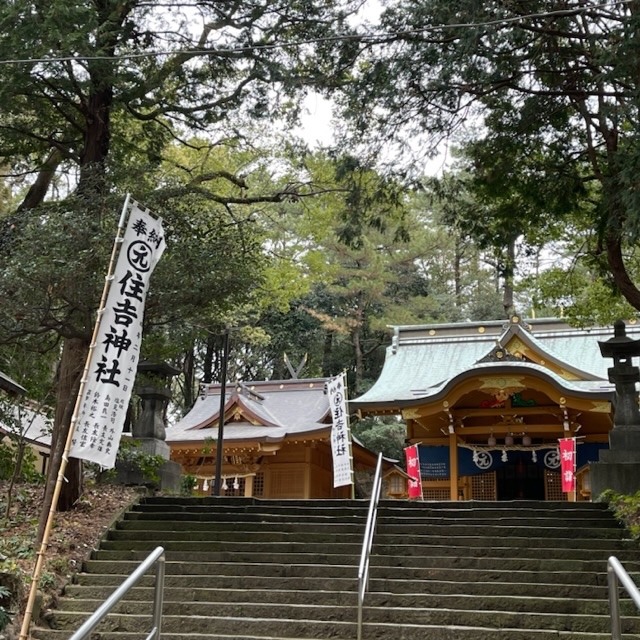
[18, 194, 131, 640]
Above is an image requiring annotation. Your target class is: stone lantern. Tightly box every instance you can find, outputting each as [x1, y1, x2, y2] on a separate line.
[116, 360, 182, 490]
[133, 360, 180, 457]
[590, 320, 640, 497]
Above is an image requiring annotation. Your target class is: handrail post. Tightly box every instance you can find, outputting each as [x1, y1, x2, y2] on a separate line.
[68, 546, 165, 640]
[607, 556, 640, 640]
[608, 561, 622, 640]
[357, 452, 383, 640]
[152, 554, 166, 639]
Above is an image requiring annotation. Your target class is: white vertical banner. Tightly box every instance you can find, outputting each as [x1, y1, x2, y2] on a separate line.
[327, 372, 353, 488]
[69, 199, 166, 468]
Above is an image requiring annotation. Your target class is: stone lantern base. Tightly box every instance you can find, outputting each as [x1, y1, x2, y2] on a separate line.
[590, 429, 640, 498]
[114, 436, 182, 492]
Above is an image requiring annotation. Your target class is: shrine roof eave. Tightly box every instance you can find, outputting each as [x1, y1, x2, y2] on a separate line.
[351, 362, 614, 414]
[0, 371, 26, 396]
[168, 380, 330, 436]
[503, 323, 603, 381]
[166, 423, 331, 446]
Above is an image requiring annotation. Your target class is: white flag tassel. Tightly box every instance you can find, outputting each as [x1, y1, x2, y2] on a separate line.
[328, 372, 354, 488]
[69, 199, 166, 468]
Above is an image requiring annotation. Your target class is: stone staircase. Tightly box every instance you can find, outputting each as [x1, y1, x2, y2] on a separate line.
[31, 497, 640, 639]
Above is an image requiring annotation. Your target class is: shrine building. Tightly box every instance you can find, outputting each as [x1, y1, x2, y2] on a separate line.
[351, 316, 639, 502]
[165, 377, 408, 499]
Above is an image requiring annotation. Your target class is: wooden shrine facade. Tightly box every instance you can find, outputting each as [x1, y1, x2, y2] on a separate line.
[351, 316, 636, 502]
[165, 378, 407, 499]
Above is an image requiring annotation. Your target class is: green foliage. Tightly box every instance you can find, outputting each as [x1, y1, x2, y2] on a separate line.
[0, 442, 43, 483]
[0, 585, 11, 632]
[180, 474, 197, 496]
[352, 416, 406, 462]
[0, 536, 33, 561]
[339, 0, 640, 313]
[520, 266, 638, 328]
[599, 490, 640, 540]
[92, 438, 165, 484]
[38, 572, 57, 591]
[115, 440, 165, 485]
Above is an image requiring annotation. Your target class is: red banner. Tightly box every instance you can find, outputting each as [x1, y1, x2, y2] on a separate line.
[559, 438, 576, 493]
[404, 444, 423, 499]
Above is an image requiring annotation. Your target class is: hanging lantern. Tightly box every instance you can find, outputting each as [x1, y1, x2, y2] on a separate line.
[488, 435, 497, 447]
[505, 435, 514, 446]
[522, 435, 532, 446]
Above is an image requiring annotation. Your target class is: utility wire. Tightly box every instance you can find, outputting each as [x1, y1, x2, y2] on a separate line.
[0, 0, 632, 66]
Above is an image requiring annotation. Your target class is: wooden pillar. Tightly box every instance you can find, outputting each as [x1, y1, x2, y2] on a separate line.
[304, 446, 312, 498]
[244, 475, 254, 497]
[449, 433, 459, 501]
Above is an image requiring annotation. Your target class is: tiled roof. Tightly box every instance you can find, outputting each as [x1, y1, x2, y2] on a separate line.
[0, 371, 26, 395]
[0, 404, 51, 447]
[352, 317, 638, 406]
[166, 378, 331, 444]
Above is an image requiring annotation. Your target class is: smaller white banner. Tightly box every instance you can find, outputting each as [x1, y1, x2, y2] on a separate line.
[328, 372, 353, 488]
[69, 200, 165, 468]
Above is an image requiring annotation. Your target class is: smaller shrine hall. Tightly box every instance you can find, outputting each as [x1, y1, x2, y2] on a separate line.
[351, 316, 640, 502]
[165, 378, 407, 499]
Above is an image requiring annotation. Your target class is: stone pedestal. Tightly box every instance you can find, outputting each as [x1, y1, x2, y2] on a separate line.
[115, 457, 183, 491]
[590, 320, 640, 498]
[115, 361, 182, 492]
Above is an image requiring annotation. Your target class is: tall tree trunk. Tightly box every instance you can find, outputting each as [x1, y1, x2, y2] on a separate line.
[37, 336, 86, 543]
[352, 307, 364, 392]
[17, 148, 63, 211]
[203, 335, 216, 384]
[182, 347, 195, 410]
[606, 231, 640, 311]
[322, 331, 334, 377]
[454, 234, 462, 309]
[502, 237, 516, 318]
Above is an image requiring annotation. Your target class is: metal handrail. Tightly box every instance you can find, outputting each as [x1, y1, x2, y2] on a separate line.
[357, 452, 383, 640]
[608, 556, 640, 639]
[68, 546, 166, 640]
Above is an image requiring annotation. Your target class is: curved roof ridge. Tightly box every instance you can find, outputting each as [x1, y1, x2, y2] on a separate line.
[500, 323, 604, 381]
[403, 361, 613, 408]
[233, 393, 281, 427]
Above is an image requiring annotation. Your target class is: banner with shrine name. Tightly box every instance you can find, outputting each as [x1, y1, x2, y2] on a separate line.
[404, 444, 423, 499]
[559, 437, 576, 493]
[70, 199, 166, 468]
[328, 372, 353, 487]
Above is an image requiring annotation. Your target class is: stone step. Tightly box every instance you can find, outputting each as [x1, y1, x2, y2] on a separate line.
[114, 518, 627, 541]
[80, 558, 620, 586]
[67, 575, 610, 599]
[88, 548, 639, 574]
[126, 506, 618, 528]
[43, 606, 640, 635]
[31, 498, 639, 640]
[30, 629, 640, 640]
[55, 592, 640, 616]
[107, 526, 636, 550]
[136, 497, 611, 512]
[96, 538, 640, 562]
[123, 510, 368, 524]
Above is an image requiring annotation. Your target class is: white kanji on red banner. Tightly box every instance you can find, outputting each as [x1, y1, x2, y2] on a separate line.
[559, 438, 576, 493]
[404, 444, 422, 499]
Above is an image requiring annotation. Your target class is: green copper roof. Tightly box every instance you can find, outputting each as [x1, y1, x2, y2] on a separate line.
[352, 317, 640, 407]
